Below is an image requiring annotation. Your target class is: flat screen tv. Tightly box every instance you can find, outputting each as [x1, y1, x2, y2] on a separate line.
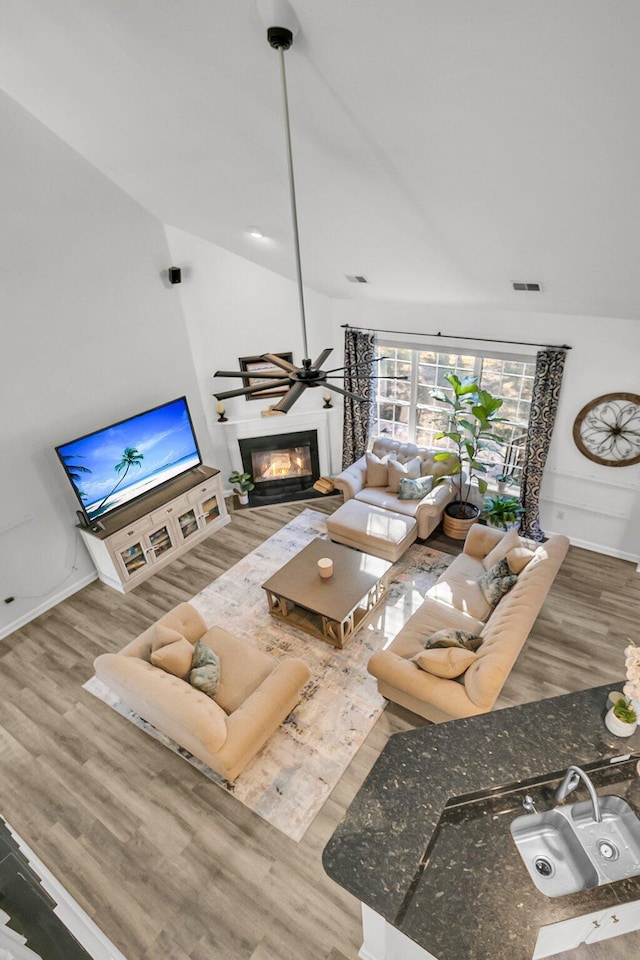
[56, 396, 202, 523]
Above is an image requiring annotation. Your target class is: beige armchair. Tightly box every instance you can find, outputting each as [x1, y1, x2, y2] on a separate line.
[334, 436, 461, 540]
[94, 602, 310, 781]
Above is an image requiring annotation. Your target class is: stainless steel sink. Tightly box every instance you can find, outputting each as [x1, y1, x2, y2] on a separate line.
[511, 795, 640, 897]
[571, 796, 640, 883]
[510, 809, 598, 896]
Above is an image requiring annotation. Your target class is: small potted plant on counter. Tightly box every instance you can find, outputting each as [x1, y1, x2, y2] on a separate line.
[228, 470, 255, 507]
[605, 642, 640, 737]
[480, 495, 525, 531]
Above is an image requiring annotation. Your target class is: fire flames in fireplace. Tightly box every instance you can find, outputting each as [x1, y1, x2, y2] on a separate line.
[251, 445, 312, 484]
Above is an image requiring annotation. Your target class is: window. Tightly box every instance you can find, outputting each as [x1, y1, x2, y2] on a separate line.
[374, 342, 535, 481]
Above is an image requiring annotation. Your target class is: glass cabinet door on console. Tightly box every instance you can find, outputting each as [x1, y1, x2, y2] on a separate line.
[148, 525, 173, 557]
[177, 508, 199, 540]
[199, 495, 220, 526]
[118, 539, 149, 578]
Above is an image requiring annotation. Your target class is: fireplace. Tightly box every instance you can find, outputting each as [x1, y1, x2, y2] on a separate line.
[239, 430, 321, 505]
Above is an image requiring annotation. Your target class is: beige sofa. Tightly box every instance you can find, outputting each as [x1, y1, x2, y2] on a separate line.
[367, 525, 569, 722]
[334, 436, 461, 540]
[94, 602, 310, 781]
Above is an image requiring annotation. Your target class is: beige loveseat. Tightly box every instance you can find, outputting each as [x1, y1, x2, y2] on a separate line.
[367, 525, 569, 722]
[334, 437, 461, 540]
[94, 602, 310, 781]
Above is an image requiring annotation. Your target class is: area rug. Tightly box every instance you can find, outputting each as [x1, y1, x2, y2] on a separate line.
[84, 509, 451, 841]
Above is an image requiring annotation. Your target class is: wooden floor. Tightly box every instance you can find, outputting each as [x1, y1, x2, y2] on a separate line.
[1, 498, 639, 960]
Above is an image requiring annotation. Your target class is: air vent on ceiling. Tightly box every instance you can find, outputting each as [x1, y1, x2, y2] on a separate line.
[512, 282, 542, 292]
[345, 275, 368, 284]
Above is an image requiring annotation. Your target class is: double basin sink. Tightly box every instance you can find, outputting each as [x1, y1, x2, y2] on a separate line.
[511, 791, 640, 897]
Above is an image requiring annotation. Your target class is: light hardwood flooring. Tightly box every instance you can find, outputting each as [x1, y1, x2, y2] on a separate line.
[1, 498, 639, 960]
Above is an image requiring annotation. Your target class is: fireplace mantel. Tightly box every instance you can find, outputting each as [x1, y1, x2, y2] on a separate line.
[222, 410, 332, 479]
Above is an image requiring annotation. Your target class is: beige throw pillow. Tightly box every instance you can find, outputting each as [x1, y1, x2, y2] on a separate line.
[366, 451, 392, 487]
[505, 545, 536, 574]
[150, 636, 194, 678]
[482, 528, 521, 570]
[387, 456, 421, 493]
[412, 647, 478, 679]
[152, 623, 185, 650]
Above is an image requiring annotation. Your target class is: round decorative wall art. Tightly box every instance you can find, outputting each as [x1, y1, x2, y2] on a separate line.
[573, 393, 640, 466]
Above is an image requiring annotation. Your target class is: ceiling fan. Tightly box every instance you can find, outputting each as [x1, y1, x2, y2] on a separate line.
[212, 0, 406, 415]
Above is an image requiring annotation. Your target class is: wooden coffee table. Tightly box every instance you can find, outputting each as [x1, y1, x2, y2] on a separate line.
[261, 539, 392, 649]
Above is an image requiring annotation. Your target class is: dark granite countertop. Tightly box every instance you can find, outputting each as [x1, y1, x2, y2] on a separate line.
[322, 683, 640, 960]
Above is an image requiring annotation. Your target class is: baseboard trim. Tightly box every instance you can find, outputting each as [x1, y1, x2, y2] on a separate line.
[0, 572, 97, 641]
[546, 530, 639, 565]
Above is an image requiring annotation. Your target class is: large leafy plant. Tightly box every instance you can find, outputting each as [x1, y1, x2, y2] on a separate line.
[431, 373, 506, 518]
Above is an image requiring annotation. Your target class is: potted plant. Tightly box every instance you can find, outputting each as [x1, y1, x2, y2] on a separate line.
[228, 470, 255, 506]
[605, 642, 640, 737]
[431, 373, 506, 539]
[480, 495, 525, 531]
[495, 472, 516, 496]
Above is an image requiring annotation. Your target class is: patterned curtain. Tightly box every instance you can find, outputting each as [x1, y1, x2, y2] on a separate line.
[519, 348, 567, 541]
[342, 329, 377, 469]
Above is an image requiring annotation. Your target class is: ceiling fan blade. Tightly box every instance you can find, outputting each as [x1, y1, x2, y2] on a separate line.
[262, 353, 298, 373]
[212, 378, 292, 400]
[324, 382, 368, 403]
[270, 381, 307, 414]
[213, 369, 292, 380]
[311, 348, 333, 369]
[324, 357, 388, 374]
[324, 375, 408, 381]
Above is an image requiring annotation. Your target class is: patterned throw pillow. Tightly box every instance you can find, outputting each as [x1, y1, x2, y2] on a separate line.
[189, 640, 221, 699]
[424, 629, 483, 652]
[478, 558, 518, 607]
[397, 475, 434, 501]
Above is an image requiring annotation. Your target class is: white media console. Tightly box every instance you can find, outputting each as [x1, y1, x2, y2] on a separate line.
[78, 466, 230, 592]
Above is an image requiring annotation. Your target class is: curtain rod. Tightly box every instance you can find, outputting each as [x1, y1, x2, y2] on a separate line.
[340, 324, 571, 351]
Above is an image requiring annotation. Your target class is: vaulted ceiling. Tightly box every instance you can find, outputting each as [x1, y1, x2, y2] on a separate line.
[2, 1, 639, 317]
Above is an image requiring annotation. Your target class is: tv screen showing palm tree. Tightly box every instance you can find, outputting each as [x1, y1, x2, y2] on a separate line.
[56, 396, 202, 522]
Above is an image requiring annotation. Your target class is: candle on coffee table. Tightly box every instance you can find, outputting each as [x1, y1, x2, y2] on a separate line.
[317, 557, 333, 579]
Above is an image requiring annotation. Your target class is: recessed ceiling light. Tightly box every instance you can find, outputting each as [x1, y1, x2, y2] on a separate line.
[247, 226, 265, 239]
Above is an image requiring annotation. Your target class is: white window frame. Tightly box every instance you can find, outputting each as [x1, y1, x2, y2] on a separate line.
[373, 338, 535, 483]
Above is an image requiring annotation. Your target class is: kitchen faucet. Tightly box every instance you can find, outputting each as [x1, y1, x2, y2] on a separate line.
[555, 765, 602, 822]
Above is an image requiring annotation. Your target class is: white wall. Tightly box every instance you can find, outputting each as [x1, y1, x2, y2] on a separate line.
[0, 92, 208, 639]
[164, 225, 340, 482]
[333, 301, 640, 561]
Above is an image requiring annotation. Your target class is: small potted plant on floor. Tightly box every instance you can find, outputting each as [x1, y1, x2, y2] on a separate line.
[480, 495, 525, 531]
[228, 470, 255, 506]
[431, 374, 507, 539]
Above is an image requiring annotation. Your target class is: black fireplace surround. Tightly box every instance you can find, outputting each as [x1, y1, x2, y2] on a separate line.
[238, 430, 321, 506]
